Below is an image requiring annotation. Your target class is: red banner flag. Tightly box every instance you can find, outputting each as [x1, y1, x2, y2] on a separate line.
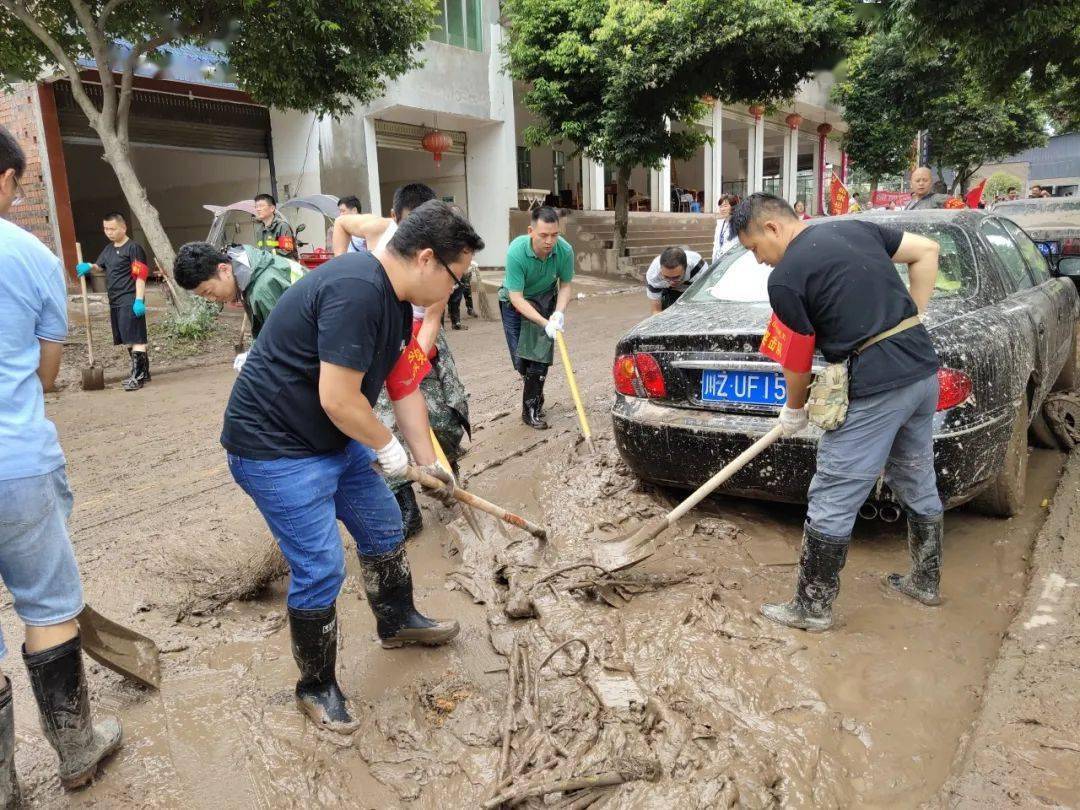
[828, 173, 849, 216]
[760, 313, 815, 373]
[965, 178, 987, 209]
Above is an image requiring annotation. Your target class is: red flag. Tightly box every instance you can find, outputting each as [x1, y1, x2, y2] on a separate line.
[965, 178, 987, 209]
[760, 313, 816, 373]
[829, 173, 849, 215]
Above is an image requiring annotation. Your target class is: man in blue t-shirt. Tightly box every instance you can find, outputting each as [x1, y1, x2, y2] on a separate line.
[222, 200, 484, 734]
[0, 126, 121, 797]
[732, 193, 944, 632]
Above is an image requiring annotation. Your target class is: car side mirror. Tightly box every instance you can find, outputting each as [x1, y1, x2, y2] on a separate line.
[295, 223, 307, 234]
[1056, 256, 1080, 278]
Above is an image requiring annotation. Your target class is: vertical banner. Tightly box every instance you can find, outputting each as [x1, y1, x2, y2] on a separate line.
[829, 173, 850, 216]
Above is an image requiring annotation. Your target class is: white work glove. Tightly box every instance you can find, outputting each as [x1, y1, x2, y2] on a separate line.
[544, 310, 565, 340]
[233, 351, 248, 373]
[374, 436, 410, 479]
[419, 463, 458, 508]
[778, 405, 809, 437]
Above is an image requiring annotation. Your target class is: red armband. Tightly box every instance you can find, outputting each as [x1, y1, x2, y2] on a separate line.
[130, 259, 150, 281]
[760, 313, 815, 373]
[278, 235, 295, 253]
[410, 318, 437, 360]
[385, 337, 433, 401]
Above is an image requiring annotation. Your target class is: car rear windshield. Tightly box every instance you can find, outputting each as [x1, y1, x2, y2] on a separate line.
[994, 200, 1080, 217]
[683, 224, 977, 303]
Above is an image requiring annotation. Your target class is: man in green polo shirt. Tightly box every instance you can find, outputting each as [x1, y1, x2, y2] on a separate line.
[498, 206, 575, 429]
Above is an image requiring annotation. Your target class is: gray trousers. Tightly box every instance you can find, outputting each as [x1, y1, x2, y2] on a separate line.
[807, 373, 943, 540]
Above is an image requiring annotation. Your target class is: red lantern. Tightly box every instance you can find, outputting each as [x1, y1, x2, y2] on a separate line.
[748, 104, 765, 121]
[785, 112, 803, 130]
[817, 122, 833, 138]
[422, 130, 453, 168]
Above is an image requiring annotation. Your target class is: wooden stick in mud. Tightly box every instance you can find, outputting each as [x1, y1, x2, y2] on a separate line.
[481, 769, 640, 809]
[405, 466, 547, 541]
[497, 641, 521, 783]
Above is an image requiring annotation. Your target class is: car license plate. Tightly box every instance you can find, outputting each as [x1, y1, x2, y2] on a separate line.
[700, 369, 786, 406]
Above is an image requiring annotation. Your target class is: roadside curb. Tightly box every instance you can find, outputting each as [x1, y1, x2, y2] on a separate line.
[934, 451, 1080, 807]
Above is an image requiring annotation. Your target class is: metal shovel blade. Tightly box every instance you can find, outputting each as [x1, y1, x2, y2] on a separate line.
[591, 518, 669, 573]
[77, 604, 161, 689]
[81, 365, 105, 391]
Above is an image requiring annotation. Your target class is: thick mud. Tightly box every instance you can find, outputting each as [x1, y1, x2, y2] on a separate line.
[6, 290, 1063, 807]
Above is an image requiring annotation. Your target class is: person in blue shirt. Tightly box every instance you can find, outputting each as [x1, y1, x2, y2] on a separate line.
[0, 126, 122, 798]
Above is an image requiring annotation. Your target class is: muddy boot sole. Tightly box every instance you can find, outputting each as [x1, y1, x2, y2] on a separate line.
[295, 696, 361, 735]
[379, 620, 460, 649]
[883, 574, 941, 606]
[58, 718, 123, 790]
[759, 601, 833, 632]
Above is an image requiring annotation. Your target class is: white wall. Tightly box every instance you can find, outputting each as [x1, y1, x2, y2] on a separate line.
[377, 148, 468, 216]
[269, 109, 325, 243]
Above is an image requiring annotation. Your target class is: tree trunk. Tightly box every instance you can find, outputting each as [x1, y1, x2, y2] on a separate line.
[613, 165, 631, 273]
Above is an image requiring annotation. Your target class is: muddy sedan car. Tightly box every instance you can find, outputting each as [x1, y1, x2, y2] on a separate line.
[612, 210, 1079, 517]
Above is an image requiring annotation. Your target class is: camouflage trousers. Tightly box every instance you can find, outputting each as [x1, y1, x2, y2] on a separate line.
[375, 330, 470, 494]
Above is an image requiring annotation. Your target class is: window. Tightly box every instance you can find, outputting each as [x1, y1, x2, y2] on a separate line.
[553, 150, 566, 195]
[431, 0, 484, 51]
[1000, 218, 1052, 284]
[981, 218, 1034, 291]
[517, 146, 532, 188]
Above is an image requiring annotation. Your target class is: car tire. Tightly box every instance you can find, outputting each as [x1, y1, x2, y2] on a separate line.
[972, 398, 1029, 518]
[1029, 408, 1062, 449]
[1052, 327, 1077, 392]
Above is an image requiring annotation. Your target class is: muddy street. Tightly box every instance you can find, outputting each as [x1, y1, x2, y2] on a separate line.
[10, 288, 1066, 807]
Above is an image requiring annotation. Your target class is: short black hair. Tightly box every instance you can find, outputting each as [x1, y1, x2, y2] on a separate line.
[103, 211, 126, 225]
[392, 183, 437, 217]
[389, 200, 485, 264]
[1007, 186, 1017, 192]
[0, 125, 26, 179]
[254, 193, 276, 206]
[531, 206, 559, 225]
[730, 193, 798, 235]
[337, 195, 362, 212]
[659, 247, 687, 269]
[173, 241, 231, 290]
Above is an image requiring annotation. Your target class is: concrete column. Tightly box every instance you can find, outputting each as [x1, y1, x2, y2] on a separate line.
[708, 103, 722, 212]
[787, 126, 800, 203]
[746, 126, 756, 194]
[362, 116, 381, 216]
[812, 133, 822, 216]
[782, 130, 793, 202]
[753, 117, 765, 193]
[583, 157, 605, 210]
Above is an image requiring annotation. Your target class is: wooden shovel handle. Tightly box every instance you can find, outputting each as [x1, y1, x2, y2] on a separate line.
[405, 465, 547, 541]
[76, 243, 96, 367]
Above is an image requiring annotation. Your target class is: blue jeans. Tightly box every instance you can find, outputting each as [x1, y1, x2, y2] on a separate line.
[500, 300, 524, 376]
[227, 441, 403, 609]
[0, 467, 85, 659]
[807, 373, 943, 539]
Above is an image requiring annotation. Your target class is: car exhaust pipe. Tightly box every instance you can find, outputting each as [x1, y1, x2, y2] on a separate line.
[879, 504, 902, 523]
[858, 502, 879, 521]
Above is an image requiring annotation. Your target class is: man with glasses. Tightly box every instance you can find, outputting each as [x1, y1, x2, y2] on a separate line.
[220, 200, 483, 734]
[645, 247, 706, 314]
[332, 184, 472, 540]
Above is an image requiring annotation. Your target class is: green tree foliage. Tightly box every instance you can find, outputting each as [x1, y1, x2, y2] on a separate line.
[897, 0, 1080, 130]
[0, 0, 436, 273]
[503, 0, 853, 260]
[983, 171, 1024, 203]
[835, 29, 1047, 195]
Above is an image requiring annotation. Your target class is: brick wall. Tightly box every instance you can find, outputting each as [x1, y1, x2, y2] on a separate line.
[0, 83, 57, 252]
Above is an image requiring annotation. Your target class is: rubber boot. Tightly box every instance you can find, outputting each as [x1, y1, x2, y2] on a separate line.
[521, 372, 549, 430]
[0, 678, 19, 809]
[288, 604, 360, 735]
[760, 525, 849, 631]
[884, 512, 943, 606]
[360, 547, 460, 649]
[23, 636, 122, 790]
[122, 351, 150, 391]
[395, 485, 424, 540]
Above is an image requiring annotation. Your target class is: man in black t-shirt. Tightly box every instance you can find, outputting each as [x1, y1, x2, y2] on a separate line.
[732, 193, 944, 632]
[222, 201, 484, 734]
[76, 212, 152, 391]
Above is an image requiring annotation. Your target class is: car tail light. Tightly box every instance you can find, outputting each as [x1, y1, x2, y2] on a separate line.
[634, 353, 667, 398]
[937, 368, 972, 411]
[1063, 238, 1079, 255]
[613, 354, 639, 396]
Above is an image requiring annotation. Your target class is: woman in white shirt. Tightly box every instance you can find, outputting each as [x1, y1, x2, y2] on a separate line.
[712, 194, 739, 261]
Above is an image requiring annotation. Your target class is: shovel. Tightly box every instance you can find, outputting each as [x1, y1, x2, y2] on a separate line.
[592, 424, 785, 572]
[428, 428, 487, 545]
[555, 332, 595, 453]
[405, 466, 547, 542]
[75, 244, 105, 391]
[77, 605, 162, 689]
[235, 312, 249, 354]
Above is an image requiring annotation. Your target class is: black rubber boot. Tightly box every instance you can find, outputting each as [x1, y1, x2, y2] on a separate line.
[0, 678, 19, 809]
[760, 525, 849, 632]
[288, 604, 359, 734]
[885, 512, 943, 605]
[360, 547, 460, 649]
[464, 285, 477, 317]
[395, 485, 424, 539]
[23, 636, 122, 790]
[122, 351, 150, 391]
[521, 371, 549, 430]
